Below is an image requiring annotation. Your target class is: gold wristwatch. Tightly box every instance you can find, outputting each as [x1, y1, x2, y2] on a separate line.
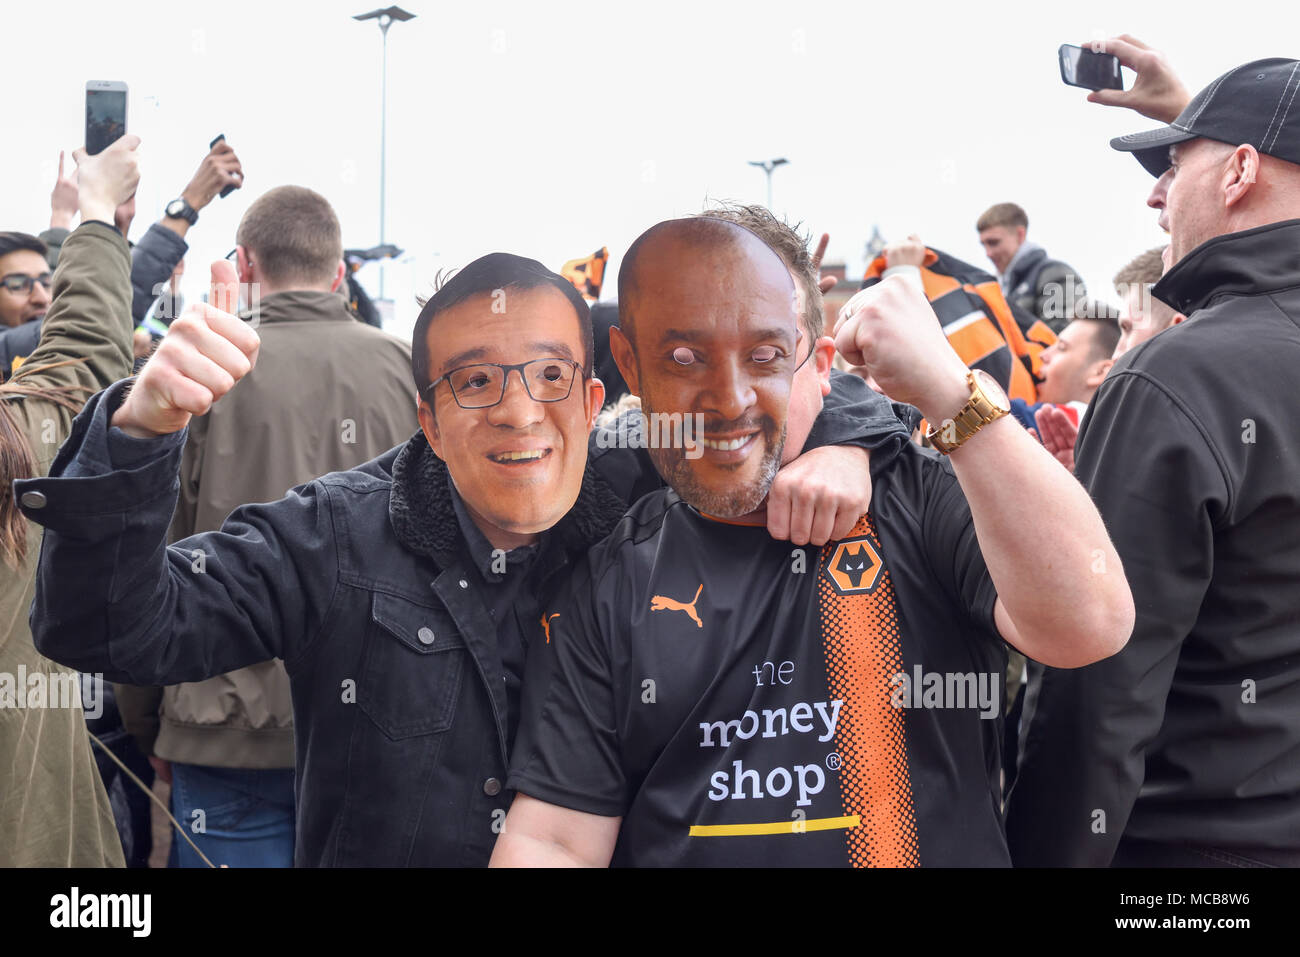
[926, 369, 1011, 454]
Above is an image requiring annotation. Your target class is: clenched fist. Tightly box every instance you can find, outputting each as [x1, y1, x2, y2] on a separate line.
[833, 275, 971, 424]
[112, 260, 259, 439]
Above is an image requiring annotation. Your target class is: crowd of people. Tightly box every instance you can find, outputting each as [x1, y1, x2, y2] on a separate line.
[1, 33, 1297, 869]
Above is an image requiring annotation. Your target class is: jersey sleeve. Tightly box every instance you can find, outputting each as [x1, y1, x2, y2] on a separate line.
[920, 458, 1000, 642]
[508, 552, 628, 818]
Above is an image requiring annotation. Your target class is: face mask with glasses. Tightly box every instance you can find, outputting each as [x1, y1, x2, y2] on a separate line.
[1, 272, 52, 295]
[425, 357, 585, 410]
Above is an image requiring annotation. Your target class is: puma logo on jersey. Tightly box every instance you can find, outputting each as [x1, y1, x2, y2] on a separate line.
[651, 584, 704, 628]
[541, 612, 560, 643]
[824, 537, 883, 595]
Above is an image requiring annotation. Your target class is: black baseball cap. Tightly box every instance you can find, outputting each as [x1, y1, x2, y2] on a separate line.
[1111, 58, 1300, 177]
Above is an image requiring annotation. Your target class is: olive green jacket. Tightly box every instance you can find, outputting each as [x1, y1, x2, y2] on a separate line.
[0, 222, 133, 866]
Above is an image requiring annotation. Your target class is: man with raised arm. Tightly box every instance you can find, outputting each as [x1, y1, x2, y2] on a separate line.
[492, 217, 1133, 867]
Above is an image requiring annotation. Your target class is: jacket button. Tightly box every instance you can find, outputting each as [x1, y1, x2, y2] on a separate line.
[417, 626, 435, 645]
[458, 579, 468, 589]
[20, 491, 46, 509]
[483, 777, 502, 796]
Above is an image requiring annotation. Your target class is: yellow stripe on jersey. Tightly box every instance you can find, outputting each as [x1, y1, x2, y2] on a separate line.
[688, 815, 861, 837]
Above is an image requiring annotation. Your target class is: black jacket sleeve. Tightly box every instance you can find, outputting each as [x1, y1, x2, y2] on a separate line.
[1005, 369, 1226, 866]
[20, 381, 341, 685]
[804, 369, 911, 450]
[0, 319, 44, 379]
[130, 223, 189, 323]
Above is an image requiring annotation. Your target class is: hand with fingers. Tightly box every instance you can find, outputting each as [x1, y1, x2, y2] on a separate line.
[1031, 404, 1078, 472]
[811, 233, 839, 295]
[181, 138, 244, 211]
[766, 444, 872, 547]
[50, 151, 79, 230]
[883, 233, 926, 270]
[1083, 34, 1191, 123]
[73, 135, 141, 228]
[112, 260, 260, 439]
[833, 276, 970, 424]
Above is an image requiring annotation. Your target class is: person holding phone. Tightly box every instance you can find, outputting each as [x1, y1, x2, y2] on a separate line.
[131, 137, 245, 328]
[0, 134, 140, 867]
[1010, 43, 1300, 868]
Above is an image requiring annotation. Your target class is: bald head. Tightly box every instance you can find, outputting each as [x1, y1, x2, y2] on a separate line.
[607, 217, 808, 519]
[616, 217, 796, 347]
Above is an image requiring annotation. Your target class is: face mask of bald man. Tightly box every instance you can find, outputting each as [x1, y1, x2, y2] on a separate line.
[609, 218, 805, 517]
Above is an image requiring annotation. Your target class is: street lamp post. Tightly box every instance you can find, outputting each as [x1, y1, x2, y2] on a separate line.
[353, 5, 416, 301]
[748, 157, 789, 209]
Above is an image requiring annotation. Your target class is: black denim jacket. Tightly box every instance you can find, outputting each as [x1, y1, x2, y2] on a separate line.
[21, 373, 908, 865]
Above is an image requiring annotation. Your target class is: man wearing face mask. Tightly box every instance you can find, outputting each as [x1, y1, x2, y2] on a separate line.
[492, 217, 1133, 867]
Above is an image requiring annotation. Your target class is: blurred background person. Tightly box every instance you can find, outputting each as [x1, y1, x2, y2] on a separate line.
[1113, 245, 1186, 358]
[977, 202, 1088, 335]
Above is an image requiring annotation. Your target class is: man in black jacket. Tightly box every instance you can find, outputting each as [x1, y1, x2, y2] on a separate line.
[21, 246, 893, 866]
[1009, 53, 1300, 867]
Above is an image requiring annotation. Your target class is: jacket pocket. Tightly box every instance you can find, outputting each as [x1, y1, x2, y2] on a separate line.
[357, 591, 467, 739]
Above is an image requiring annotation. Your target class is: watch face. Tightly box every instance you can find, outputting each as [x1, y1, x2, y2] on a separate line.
[166, 200, 185, 217]
[972, 370, 1011, 412]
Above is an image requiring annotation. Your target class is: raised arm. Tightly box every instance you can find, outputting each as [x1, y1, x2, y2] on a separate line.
[1082, 35, 1192, 122]
[835, 276, 1134, 668]
[17, 263, 339, 685]
[8, 137, 140, 411]
[130, 138, 244, 322]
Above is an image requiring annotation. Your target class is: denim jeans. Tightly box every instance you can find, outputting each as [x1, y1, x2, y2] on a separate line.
[168, 763, 295, 868]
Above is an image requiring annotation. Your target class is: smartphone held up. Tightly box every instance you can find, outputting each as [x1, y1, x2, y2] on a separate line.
[85, 80, 128, 155]
[210, 134, 238, 198]
[1058, 44, 1124, 92]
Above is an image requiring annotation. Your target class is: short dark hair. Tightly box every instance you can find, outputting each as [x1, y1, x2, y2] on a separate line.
[410, 252, 593, 396]
[976, 202, 1028, 232]
[235, 186, 341, 287]
[1076, 315, 1122, 362]
[0, 232, 48, 262]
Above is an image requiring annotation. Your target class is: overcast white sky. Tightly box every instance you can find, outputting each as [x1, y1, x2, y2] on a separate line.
[2, 1, 1291, 341]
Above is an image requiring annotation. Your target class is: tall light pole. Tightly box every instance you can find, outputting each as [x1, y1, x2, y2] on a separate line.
[354, 5, 416, 301]
[748, 157, 789, 209]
